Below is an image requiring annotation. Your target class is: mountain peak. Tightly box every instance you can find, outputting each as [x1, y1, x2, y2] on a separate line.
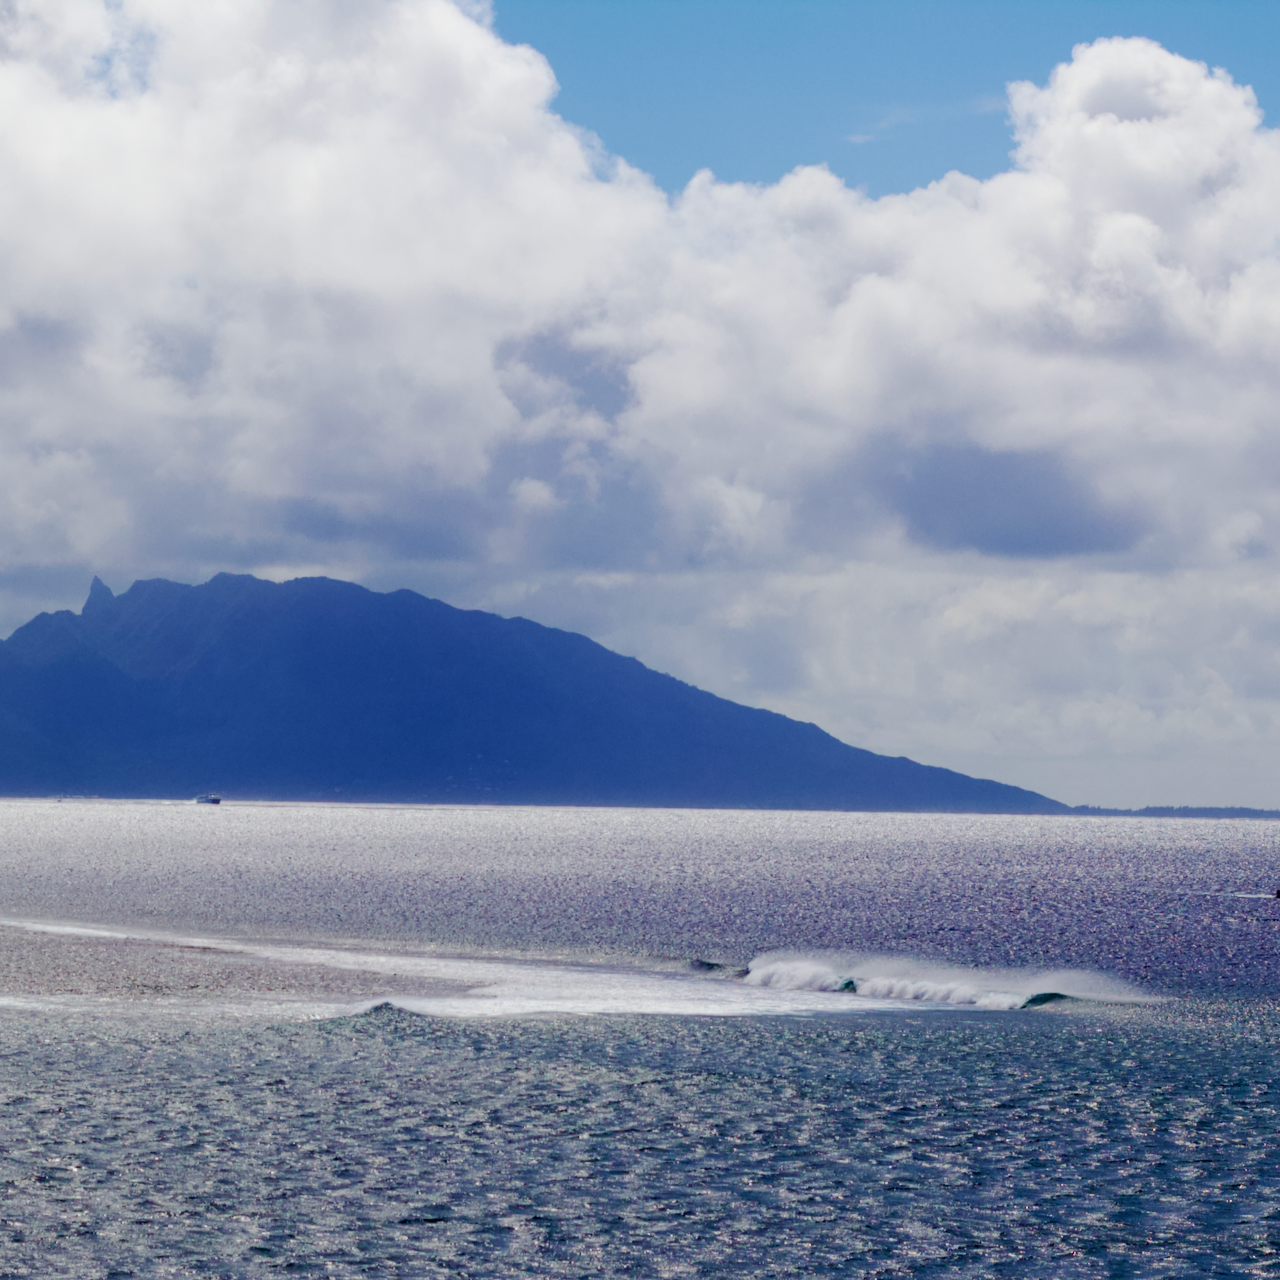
[82, 576, 115, 615]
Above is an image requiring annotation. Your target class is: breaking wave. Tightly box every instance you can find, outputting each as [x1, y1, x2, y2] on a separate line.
[744, 952, 1154, 1009]
[0, 919, 1154, 1018]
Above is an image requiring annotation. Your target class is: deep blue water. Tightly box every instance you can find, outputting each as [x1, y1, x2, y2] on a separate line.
[0, 800, 1276, 1276]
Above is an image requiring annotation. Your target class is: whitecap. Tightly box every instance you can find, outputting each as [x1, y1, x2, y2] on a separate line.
[743, 951, 1156, 1009]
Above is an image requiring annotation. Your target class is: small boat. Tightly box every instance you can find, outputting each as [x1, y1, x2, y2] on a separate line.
[195, 794, 222, 805]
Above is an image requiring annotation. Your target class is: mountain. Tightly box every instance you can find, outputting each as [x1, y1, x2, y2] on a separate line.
[0, 573, 1069, 812]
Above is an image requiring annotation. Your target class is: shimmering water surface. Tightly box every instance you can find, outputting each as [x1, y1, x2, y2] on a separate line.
[0, 800, 1276, 1276]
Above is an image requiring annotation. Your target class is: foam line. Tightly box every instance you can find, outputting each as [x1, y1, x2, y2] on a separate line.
[0, 919, 1155, 1018]
[0, 918, 910, 1016]
[1185, 892, 1277, 899]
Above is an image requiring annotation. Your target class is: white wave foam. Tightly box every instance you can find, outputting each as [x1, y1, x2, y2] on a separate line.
[0, 920, 1155, 1019]
[744, 952, 1155, 1008]
[0, 918, 907, 1019]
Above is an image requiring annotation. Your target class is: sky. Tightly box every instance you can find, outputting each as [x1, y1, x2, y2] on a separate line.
[494, 1, 1280, 197]
[3, 1, 1280, 808]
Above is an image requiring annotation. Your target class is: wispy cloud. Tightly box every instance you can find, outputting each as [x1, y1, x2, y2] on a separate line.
[847, 93, 1011, 145]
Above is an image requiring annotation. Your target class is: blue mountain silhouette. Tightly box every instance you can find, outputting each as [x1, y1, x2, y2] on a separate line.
[0, 573, 1069, 811]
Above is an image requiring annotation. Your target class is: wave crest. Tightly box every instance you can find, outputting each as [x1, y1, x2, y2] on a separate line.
[743, 952, 1151, 1009]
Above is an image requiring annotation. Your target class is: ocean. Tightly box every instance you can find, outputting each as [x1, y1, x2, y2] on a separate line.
[0, 799, 1275, 1276]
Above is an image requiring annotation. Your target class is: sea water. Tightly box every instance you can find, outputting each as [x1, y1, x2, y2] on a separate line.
[0, 801, 1275, 1276]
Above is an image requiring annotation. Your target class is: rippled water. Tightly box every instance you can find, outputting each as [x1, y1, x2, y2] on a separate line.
[0, 799, 1276, 1276]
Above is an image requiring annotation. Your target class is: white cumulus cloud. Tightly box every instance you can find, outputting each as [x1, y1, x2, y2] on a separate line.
[1, 3, 1279, 805]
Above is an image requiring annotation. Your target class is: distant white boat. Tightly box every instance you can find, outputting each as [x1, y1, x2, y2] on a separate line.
[194, 794, 222, 805]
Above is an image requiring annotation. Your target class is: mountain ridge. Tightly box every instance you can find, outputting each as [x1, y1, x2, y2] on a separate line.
[0, 572, 1073, 812]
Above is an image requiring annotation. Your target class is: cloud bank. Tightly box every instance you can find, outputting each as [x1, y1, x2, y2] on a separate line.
[3, 0, 1280, 804]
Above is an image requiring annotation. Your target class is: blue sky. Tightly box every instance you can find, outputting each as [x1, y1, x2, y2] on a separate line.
[495, 1, 1280, 195]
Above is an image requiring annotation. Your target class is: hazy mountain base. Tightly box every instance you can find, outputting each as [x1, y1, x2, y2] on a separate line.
[1071, 806, 1280, 820]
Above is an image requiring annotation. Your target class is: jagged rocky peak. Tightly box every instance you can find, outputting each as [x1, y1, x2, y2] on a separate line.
[83, 576, 116, 614]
